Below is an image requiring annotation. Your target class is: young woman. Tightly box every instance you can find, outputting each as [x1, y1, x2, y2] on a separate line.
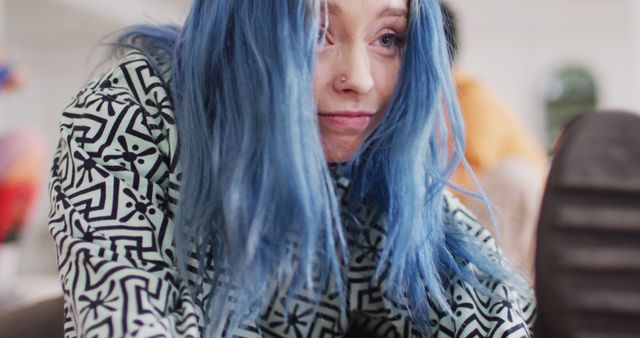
[49, 0, 535, 337]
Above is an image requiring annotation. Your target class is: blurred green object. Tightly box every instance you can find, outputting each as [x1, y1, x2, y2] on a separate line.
[545, 66, 598, 152]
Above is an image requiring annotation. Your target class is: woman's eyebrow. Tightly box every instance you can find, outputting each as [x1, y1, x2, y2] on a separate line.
[321, 3, 407, 19]
[377, 7, 408, 19]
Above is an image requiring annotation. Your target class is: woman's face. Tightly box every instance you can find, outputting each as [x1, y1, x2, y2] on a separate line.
[313, 0, 408, 163]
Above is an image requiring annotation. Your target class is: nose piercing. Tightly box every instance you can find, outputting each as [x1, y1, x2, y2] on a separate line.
[340, 75, 347, 83]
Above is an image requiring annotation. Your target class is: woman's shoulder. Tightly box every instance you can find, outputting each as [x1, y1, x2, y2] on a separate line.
[58, 51, 181, 213]
[438, 191, 536, 335]
[60, 51, 179, 164]
[74, 51, 173, 113]
[66, 51, 173, 118]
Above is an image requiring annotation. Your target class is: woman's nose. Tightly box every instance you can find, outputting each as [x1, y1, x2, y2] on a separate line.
[333, 44, 374, 96]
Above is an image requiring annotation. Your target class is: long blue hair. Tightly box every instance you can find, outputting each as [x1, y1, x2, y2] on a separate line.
[114, 0, 524, 335]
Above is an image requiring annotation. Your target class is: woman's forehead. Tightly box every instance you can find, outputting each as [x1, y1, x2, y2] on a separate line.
[322, 0, 408, 12]
[320, 0, 409, 21]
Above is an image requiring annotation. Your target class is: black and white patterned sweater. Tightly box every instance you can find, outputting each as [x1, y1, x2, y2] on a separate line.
[49, 52, 535, 338]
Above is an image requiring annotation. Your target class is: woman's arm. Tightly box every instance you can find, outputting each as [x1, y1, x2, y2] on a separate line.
[49, 53, 200, 338]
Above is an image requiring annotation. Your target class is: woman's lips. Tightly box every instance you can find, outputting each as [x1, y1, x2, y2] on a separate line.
[317, 111, 373, 132]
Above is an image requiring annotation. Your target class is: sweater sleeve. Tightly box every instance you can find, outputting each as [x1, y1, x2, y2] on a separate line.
[48, 53, 201, 338]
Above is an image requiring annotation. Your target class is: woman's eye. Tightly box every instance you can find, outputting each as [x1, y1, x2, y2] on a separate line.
[377, 32, 400, 49]
[318, 28, 332, 45]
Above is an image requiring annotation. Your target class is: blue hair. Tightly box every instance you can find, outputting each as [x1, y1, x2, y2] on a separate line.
[114, 0, 525, 335]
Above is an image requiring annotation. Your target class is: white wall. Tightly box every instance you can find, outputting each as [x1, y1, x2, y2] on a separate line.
[3, 0, 189, 137]
[447, 0, 640, 141]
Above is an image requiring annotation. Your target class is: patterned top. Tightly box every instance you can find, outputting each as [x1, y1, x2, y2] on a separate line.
[49, 53, 535, 338]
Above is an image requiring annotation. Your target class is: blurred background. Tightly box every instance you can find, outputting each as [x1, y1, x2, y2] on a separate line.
[0, 0, 189, 312]
[0, 0, 639, 313]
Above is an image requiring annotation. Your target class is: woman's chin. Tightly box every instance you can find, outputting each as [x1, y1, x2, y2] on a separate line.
[320, 131, 369, 163]
[322, 144, 360, 163]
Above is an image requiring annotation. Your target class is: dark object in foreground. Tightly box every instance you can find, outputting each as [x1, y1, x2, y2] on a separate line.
[535, 111, 640, 338]
[0, 297, 64, 338]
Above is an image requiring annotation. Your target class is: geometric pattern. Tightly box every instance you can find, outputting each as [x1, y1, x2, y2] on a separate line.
[49, 53, 535, 338]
